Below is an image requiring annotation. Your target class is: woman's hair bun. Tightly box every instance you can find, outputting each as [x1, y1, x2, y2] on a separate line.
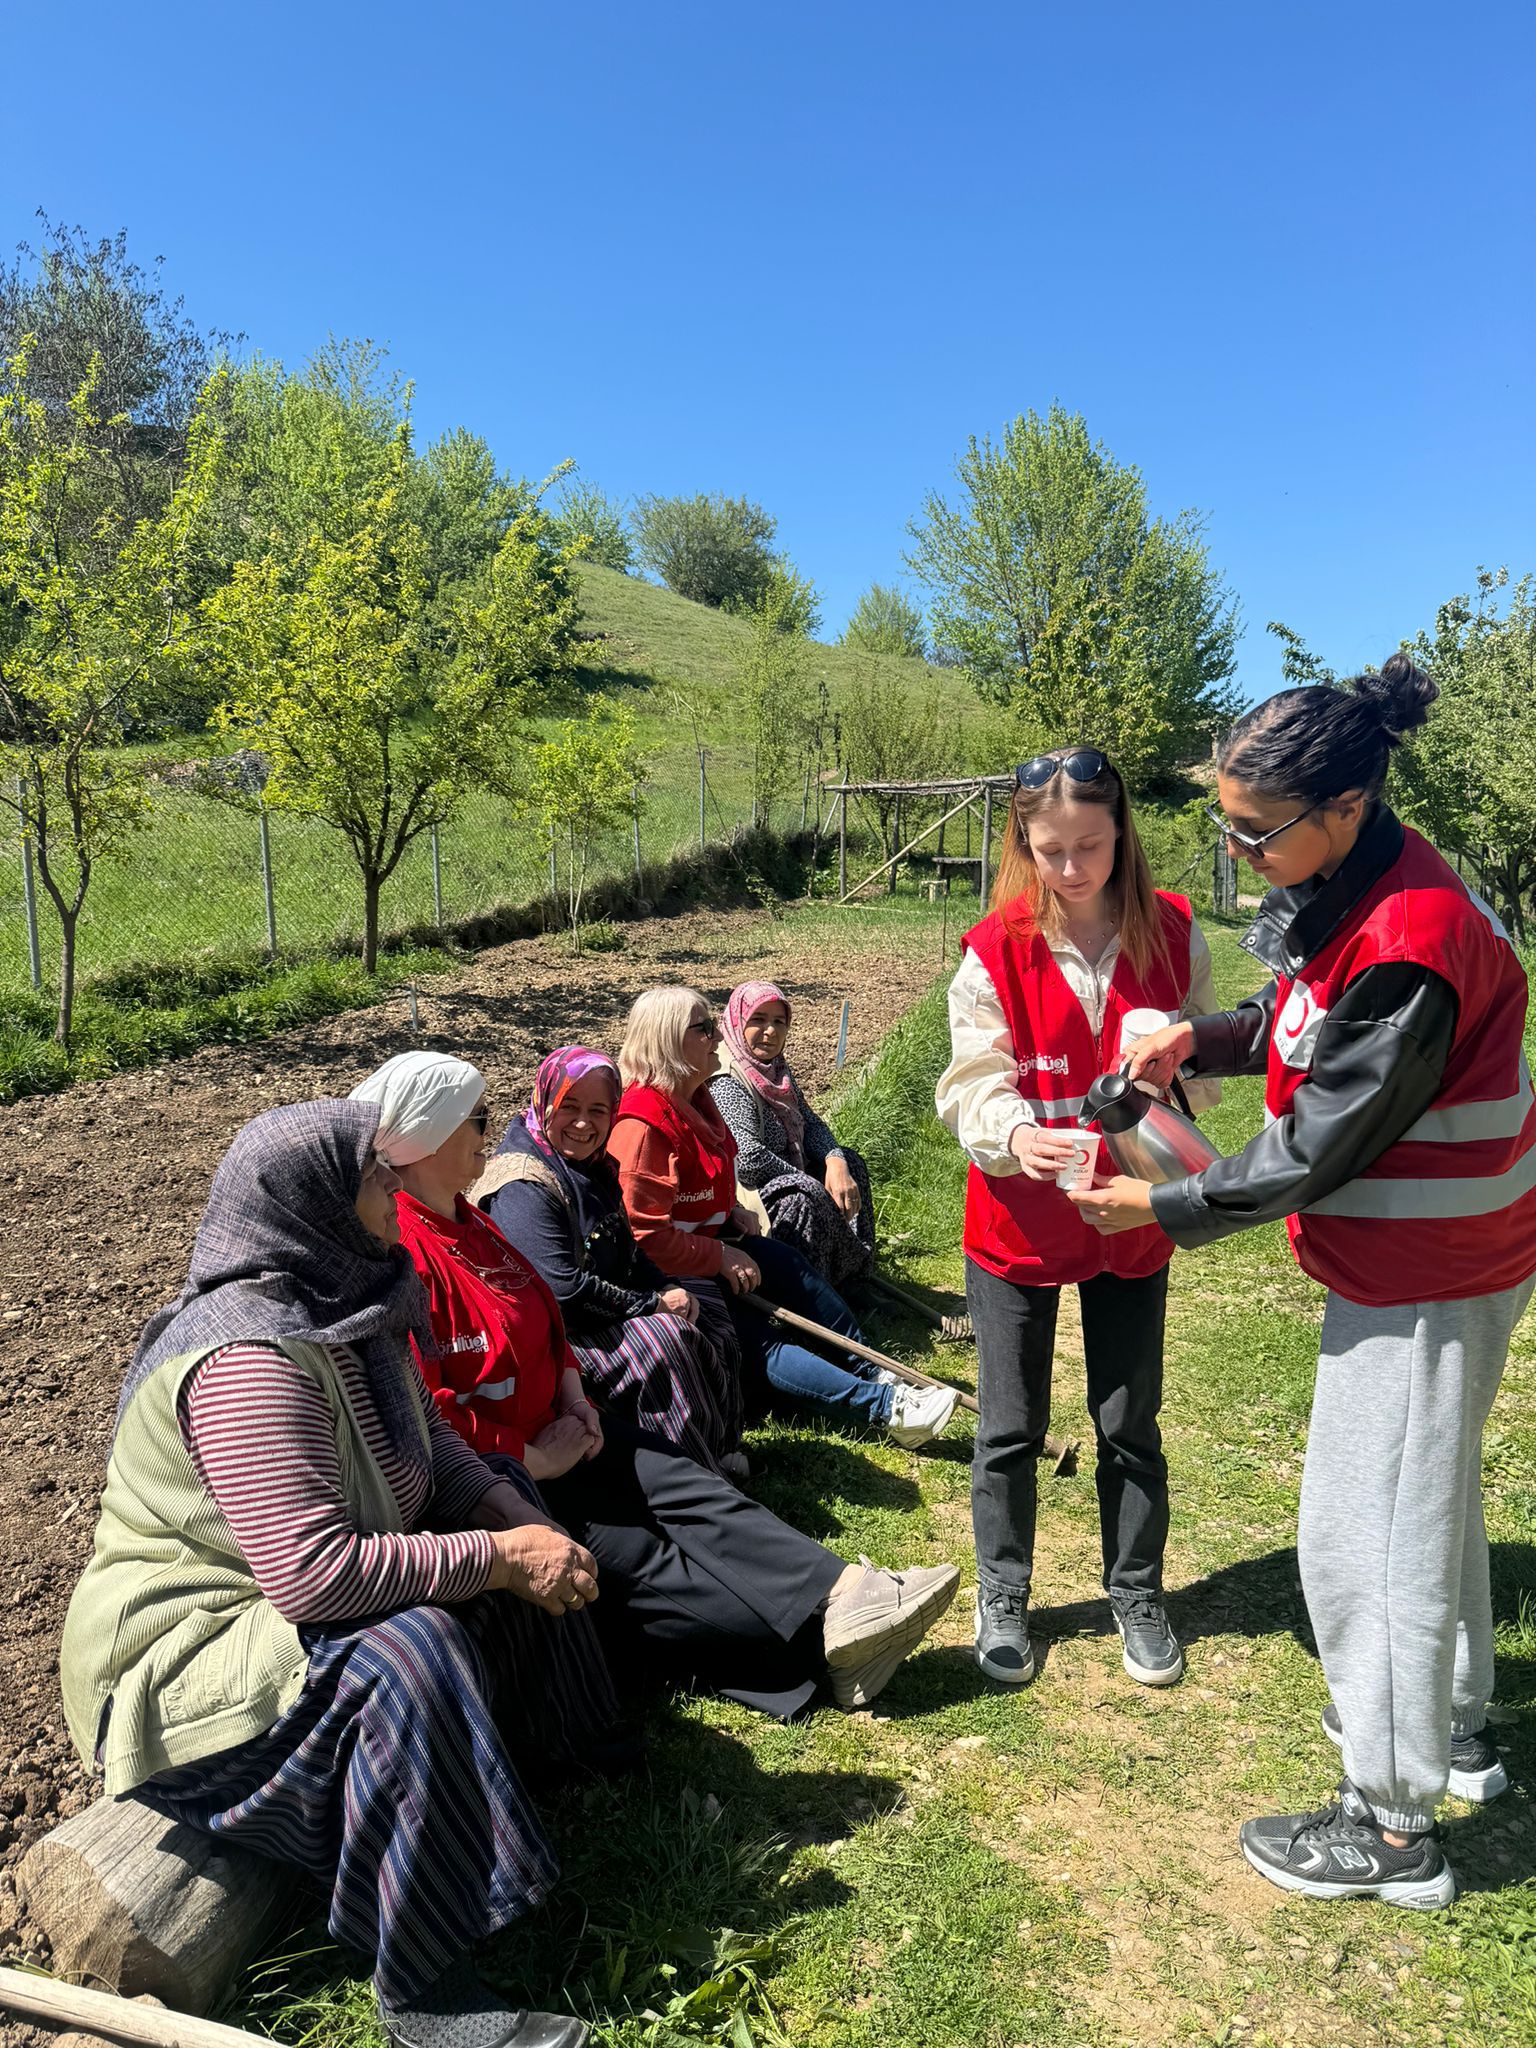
[1353, 651, 1438, 739]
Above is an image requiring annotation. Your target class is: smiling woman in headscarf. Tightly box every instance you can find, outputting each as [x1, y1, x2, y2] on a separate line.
[61, 1099, 617, 2048]
[709, 981, 876, 1287]
[353, 1050, 960, 1723]
[472, 1046, 745, 1477]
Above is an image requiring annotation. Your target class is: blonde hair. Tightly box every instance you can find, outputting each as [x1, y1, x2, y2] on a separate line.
[992, 754, 1170, 980]
[619, 985, 709, 1095]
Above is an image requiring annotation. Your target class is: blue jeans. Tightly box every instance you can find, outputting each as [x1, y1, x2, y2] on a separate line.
[730, 1234, 893, 1430]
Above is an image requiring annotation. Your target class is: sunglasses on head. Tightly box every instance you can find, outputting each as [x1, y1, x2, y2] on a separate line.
[1014, 747, 1110, 790]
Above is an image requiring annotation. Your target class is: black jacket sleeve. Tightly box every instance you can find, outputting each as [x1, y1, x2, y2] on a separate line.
[485, 1179, 658, 1323]
[1184, 981, 1279, 1078]
[1151, 963, 1461, 1247]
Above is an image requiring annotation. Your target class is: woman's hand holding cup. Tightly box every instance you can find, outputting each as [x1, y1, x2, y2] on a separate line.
[1008, 1122, 1081, 1183]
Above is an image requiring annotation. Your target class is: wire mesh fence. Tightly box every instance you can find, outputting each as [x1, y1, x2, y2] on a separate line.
[0, 752, 790, 997]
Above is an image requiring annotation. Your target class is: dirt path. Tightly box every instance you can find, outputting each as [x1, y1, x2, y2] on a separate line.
[0, 903, 938, 1958]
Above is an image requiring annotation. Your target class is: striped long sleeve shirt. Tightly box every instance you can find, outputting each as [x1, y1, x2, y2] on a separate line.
[177, 1341, 500, 1625]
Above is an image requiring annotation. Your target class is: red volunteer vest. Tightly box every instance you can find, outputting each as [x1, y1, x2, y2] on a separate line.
[962, 894, 1193, 1285]
[613, 1084, 738, 1239]
[1267, 828, 1536, 1306]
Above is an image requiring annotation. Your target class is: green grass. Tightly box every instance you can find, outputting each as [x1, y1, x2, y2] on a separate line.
[226, 917, 1536, 2048]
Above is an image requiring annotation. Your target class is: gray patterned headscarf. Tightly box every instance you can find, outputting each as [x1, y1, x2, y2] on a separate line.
[114, 1099, 430, 1470]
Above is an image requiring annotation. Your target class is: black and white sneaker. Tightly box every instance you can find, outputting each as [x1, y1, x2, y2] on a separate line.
[974, 1583, 1035, 1685]
[1239, 1779, 1455, 1909]
[1322, 1702, 1509, 1803]
[1110, 1591, 1183, 1687]
[377, 1962, 589, 2048]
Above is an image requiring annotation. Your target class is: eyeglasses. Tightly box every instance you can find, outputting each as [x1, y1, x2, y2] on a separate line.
[1015, 747, 1109, 789]
[686, 1016, 718, 1038]
[1203, 802, 1317, 853]
[470, 1106, 490, 1135]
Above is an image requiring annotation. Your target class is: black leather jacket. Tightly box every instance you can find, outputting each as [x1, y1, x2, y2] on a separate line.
[1150, 806, 1461, 1247]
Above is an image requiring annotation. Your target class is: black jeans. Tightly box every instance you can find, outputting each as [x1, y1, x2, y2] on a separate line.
[966, 1256, 1170, 1600]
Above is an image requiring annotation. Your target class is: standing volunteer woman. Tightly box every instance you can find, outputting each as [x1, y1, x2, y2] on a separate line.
[1076, 654, 1536, 1910]
[936, 747, 1219, 1691]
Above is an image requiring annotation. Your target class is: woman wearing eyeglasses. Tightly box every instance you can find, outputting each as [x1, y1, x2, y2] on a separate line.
[608, 985, 958, 1446]
[936, 746, 1220, 1692]
[1073, 654, 1536, 1910]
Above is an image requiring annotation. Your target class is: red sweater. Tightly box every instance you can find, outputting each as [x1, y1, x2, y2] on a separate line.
[395, 1190, 577, 1461]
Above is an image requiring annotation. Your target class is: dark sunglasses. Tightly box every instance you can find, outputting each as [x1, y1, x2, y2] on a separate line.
[686, 1015, 718, 1038]
[470, 1106, 490, 1135]
[1015, 746, 1110, 789]
[1203, 802, 1317, 854]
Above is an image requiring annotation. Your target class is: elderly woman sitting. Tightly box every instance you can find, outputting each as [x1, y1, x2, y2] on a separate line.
[60, 1102, 618, 2048]
[710, 980, 875, 1288]
[474, 1047, 745, 1480]
[606, 986, 957, 1449]
[352, 1052, 959, 1718]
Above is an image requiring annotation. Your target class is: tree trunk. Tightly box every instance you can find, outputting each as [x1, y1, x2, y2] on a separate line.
[17, 1798, 289, 2015]
[362, 868, 381, 975]
[55, 906, 78, 1047]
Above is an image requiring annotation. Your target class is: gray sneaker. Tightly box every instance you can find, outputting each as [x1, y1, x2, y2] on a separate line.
[822, 1554, 960, 1707]
[974, 1583, 1035, 1685]
[1110, 1591, 1183, 1687]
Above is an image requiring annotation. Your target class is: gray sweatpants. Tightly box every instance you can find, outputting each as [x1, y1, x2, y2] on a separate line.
[1299, 1277, 1533, 1833]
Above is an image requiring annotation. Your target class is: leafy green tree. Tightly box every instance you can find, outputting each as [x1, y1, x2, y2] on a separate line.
[1265, 619, 1337, 687]
[728, 560, 821, 638]
[205, 370, 582, 971]
[838, 657, 962, 838]
[906, 404, 1239, 786]
[841, 582, 926, 658]
[736, 578, 817, 828]
[1396, 568, 1536, 938]
[0, 346, 226, 1044]
[526, 702, 650, 942]
[633, 491, 778, 609]
[549, 476, 632, 572]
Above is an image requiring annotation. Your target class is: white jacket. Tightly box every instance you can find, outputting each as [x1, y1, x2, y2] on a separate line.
[935, 924, 1222, 1176]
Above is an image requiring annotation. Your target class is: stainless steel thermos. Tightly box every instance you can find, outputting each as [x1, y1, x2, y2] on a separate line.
[1078, 1071, 1223, 1184]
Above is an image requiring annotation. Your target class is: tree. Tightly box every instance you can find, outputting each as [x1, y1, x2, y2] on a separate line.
[841, 582, 927, 658]
[906, 404, 1239, 786]
[205, 364, 583, 971]
[736, 575, 817, 828]
[838, 657, 962, 838]
[632, 492, 778, 609]
[548, 476, 632, 572]
[0, 346, 225, 1044]
[0, 213, 238, 530]
[728, 559, 821, 638]
[1396, 569, 1536, 938]
[1265, 619, 1337, 687]
[526, 702, 649, 943]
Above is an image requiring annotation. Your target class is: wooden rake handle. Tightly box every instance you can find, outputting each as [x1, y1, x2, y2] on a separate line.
[737, 1292, 1079, 1476]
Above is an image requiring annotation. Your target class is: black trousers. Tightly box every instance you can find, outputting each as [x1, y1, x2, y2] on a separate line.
[966, 1257, 1170, 1600]
[526, 1416, 844, 1716]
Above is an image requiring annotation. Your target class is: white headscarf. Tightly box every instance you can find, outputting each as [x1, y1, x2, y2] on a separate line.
[350, 1050, 486, 1166]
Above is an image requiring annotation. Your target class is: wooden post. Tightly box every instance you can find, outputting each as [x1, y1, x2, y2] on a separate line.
[698, 750, 707, 852]
[838, 786, 848, 899]
[889, 794, 902, 895]
[979, 783, 995, 911]
[19, 774, 43, 990]
[16, 1798, 288, 2015]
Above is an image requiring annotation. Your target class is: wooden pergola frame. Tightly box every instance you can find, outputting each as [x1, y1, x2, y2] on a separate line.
[833, 774, 1013, 907]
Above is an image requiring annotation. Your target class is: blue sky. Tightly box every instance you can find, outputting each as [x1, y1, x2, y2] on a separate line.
[4, 0, 1531, 698]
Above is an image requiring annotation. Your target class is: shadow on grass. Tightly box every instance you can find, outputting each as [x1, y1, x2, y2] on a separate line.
[747, 1432, 924, 1537]
[231, 1716, 903, 2039]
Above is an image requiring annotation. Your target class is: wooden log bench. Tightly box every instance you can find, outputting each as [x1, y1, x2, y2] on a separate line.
[15, 1797, 289, 2017]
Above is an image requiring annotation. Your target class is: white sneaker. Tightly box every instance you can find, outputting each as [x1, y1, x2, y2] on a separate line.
[886, 1381, 958, 1447]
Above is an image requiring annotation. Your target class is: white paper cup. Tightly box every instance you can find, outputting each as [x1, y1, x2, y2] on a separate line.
[1056, 1131, 1101, 1191]
[1118, 1006, 1175, 1059]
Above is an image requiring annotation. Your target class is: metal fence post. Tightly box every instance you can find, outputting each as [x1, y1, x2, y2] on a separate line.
[698, 751, 707, 853]
[979, 783, 995, 913]
[258, 806, 278, 957]
[17, 776, 42, 991]
[632, 780, 643, 889]
[430, 823, 444, 931]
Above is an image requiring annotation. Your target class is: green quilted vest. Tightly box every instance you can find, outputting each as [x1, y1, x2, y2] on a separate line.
[61, 1338, 427, 1796]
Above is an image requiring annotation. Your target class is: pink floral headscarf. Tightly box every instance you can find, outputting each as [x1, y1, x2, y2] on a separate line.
[526, 1045, 621, 1154]
[720, 981, 805, 1166]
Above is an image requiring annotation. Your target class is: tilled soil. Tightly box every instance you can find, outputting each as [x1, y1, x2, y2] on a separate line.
[0, 904, 937, 1969]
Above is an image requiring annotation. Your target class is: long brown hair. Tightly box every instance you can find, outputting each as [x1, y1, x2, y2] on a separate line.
[992, 751, 1171, 979]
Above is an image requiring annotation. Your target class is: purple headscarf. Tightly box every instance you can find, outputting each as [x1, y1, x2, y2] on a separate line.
[526, 1045, 622, 1155]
